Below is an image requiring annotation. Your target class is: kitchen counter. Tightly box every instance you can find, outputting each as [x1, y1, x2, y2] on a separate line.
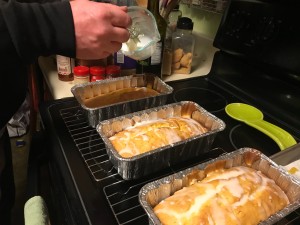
[38, 35, 217, 100]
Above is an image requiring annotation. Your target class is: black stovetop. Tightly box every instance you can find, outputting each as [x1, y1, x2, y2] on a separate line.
[39, 51, 300, 225]
[169, 51, 300, 153]
[38, 0, 300, 223]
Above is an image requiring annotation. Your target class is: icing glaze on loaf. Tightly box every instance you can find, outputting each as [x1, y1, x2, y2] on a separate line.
[154, 166, 289, 225]
[109, 117, 207, 158]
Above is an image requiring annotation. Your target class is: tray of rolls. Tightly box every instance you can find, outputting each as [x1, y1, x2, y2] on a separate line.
[139, 148, 300, 225]
[97, 101, 226, 180]
[71, 74, 173, 128]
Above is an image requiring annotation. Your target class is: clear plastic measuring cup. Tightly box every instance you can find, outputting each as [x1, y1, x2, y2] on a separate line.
[121, 6, 161, 60]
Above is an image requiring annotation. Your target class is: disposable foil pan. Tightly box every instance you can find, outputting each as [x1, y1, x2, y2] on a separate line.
[139, 148, 300, 225]
[97, 101, 226, 180]
[271, 143, 300, 180]
[71, 74, 173, 127]
[271, 143, 300, 166]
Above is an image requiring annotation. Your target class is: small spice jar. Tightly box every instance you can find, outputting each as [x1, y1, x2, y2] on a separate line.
[106, 65, 121, 79]
[73, 66, 90, 84]
[90, 66, 106, 82]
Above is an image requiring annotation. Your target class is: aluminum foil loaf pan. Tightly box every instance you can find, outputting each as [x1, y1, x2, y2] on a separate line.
[97, 101, 226, 180]
[271, 143, 300, 180]
[71, 74, 173, 128]
[139, 148, 300, 225]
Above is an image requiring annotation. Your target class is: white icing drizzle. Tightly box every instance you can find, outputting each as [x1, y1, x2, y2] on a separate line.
[154, 166, 289, 225]
[109, 117, 207, 157]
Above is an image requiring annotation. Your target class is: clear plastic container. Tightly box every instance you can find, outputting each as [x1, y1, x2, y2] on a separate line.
[171, 17, 195, 74]
[162, 4, 182, 76]
[120, 6, 161, 61]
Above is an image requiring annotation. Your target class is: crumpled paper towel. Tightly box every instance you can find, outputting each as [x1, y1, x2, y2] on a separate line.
[24, 196, 51, 225]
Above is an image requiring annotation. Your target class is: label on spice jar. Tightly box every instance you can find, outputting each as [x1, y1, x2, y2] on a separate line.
[74, 76, 90, 84]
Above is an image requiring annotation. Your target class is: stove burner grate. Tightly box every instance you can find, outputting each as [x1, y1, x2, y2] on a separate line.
[59, 105, 300, 225]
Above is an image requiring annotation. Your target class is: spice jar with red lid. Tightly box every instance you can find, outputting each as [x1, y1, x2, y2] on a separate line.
[73, 66, 90, 84]
[90, 66, 106, 82]
[106, 65, 121, 79]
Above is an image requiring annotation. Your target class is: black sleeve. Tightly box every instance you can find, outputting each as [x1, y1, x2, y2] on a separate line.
[0, 0, 75, 64]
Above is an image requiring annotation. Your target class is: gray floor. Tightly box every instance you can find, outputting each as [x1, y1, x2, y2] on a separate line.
[11, 131, 31, 225]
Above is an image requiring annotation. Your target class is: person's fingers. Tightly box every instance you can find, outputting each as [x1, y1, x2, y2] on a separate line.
[108, 41, 123, 53]
[119, 6, 128, 12]
[71, 0, 132, 59]
[108, 8, 131, 28]
[101, 51, 112, 58]
[108, 27, 130, 43]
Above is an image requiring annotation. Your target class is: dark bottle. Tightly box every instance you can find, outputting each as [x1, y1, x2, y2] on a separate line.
[136, 0, 167, 78]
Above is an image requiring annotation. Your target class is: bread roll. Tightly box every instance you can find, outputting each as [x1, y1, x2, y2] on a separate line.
[109, 117, 207, 158]
[154, 166, 289, 225]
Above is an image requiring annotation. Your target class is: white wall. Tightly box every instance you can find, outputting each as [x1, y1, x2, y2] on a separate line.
[179, 4, 223, 40]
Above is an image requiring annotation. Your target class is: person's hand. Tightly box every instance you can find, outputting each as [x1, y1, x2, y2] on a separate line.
[70, 0, 131, 59]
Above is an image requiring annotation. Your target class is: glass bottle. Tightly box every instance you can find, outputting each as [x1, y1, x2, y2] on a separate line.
[136, 0, 167, 77]
[168, 4, 182, 32]
[112, 0, 137, 76]
[171, 17, 195, 74]
[56, 55, 74, 81]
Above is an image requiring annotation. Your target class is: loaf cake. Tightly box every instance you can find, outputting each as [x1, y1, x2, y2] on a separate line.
[84, 87, 159, 108]
[153, 166, 289, 225]
[109, 117, 207, 158]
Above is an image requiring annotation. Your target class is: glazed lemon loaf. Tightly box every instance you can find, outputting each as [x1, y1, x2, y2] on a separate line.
[154, 166, 289, 225]
[109, 117, 207, 158]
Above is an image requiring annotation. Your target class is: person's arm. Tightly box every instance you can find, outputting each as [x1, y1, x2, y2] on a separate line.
[0, 0, 75, 64]
[1, 0, 131, 63]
